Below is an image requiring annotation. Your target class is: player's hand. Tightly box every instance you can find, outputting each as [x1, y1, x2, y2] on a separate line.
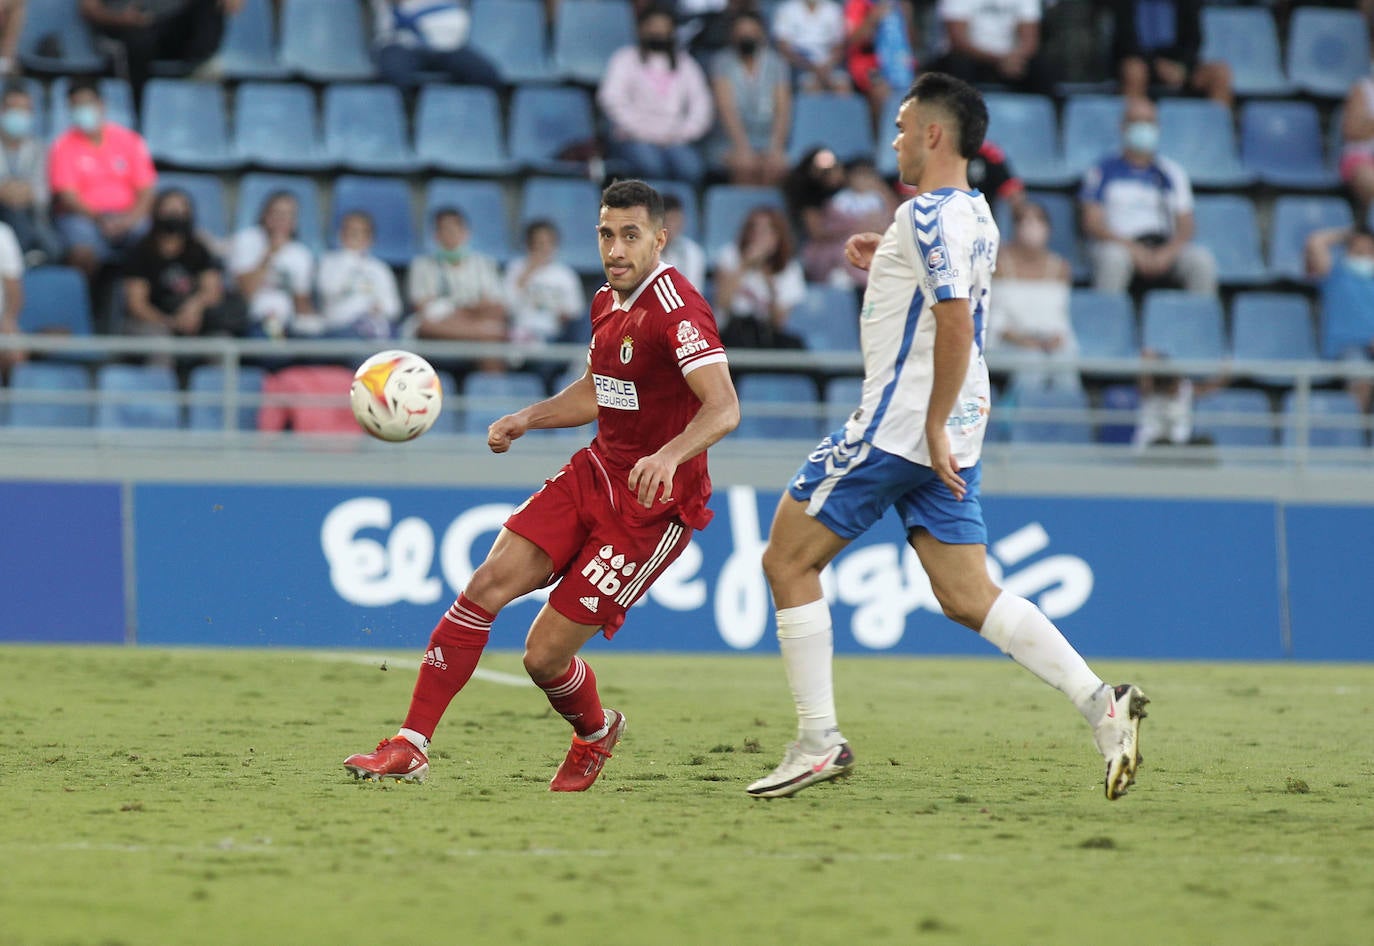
[628, 452, 676, 508]
[844, 232, 883, 271]
[487, 413, 528, 454]
[925, 423, 967, 502]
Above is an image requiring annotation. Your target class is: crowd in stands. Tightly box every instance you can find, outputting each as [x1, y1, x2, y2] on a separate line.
[0, 0, 1372, 449]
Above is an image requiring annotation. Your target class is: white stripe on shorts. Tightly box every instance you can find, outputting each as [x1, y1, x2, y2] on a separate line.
[615, 521, 683, 606]
[805, 439, 873, 520]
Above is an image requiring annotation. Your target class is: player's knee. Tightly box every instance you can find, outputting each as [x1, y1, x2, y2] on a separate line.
[932, 585, 995, 631]
[521, 646, 565, 683]
[761, 542, 806, 588]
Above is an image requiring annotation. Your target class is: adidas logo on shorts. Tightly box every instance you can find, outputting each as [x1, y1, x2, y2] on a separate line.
[579, 596, 600, 613]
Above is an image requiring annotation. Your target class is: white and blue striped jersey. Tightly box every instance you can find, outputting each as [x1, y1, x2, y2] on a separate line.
[841, 187, 998, 468]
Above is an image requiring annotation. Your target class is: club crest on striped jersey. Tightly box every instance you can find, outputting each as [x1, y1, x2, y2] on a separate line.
[620, 334, 634, 364]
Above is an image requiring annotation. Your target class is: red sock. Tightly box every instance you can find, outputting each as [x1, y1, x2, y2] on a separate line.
[535, 656, 605, 739]
[401, 593, 494, 741]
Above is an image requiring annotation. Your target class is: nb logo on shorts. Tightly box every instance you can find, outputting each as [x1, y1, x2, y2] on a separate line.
[581, 544, 640, 597]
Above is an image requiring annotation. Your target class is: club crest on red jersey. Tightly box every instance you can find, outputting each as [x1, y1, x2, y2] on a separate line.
[620, 334, 634, 364]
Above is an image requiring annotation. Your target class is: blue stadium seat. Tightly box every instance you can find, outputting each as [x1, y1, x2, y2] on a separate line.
[1069, 289, 1137, 361]
[18, 267, 94, 338]
[983, 93, 1072, 187]
[217, 0, 288, 79]
[996, 190, 1087, 282]
[155, 172, 227, 240]
[645, 179, 700, 241]
[142, 80, 236, 170]
[49, 77, 135, 134]
[280, 0, 375, 81]
[233, 82, 327, 171]
[1191, 195, 1269, 286]
[1062, 95, 1124, 178]
[461, 371, 548, 434]
[237, 173, 325, 253]
[519, 177, 603, 274]
[787, 285, 860, 352]
[875, 91, 903, 177]
[1240, 101, 1338, 191]
[1287, 7, 1370, 99]
[1096, 383, 1139, 445]
[323, 84, 417, 174]
[736, 373, 822, 440]
[1156, 99, 1254, 188]
[509, 86, 597, 177]
[471, 0, 554, 83]
[1269, 196, 1356, 281]
[1230, 293, 1320, 387]
[1200, 6, 1291, 97]
[788, 93, 875, 165]
[822, 376, 863, 430]
[1283, 390, 1366, 449]
[415, 85, 512, 176]
[423, 178, 514, 263]
[1007, 387, 1093, 445]
[1194, 390, 1274, 447]
[553, 0, 636, 84]
[703, 185, 787, 261]
[96, 364, 182, 430]
[187, 364, 267, 431]
[330, 176, 416, 267]
[5, 362, 92, 428]
[19, 0, 105, 74]
[1141, 291, 1226, 361]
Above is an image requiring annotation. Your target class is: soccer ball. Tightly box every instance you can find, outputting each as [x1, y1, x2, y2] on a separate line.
[349, 350, 443, 442]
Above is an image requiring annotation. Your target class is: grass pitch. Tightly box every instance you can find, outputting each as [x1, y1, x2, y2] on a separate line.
[2, 646, 1372, 946]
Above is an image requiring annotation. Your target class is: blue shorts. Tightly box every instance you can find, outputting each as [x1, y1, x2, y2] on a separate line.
[55, 213, 146, 262]
[786, 429, 987, 545]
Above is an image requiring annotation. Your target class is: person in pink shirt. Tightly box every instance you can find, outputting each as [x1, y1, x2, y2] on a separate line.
[48, 77, 157, 278]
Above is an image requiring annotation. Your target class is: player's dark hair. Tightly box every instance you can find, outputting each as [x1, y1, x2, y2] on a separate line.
[900, 72, 988, 160]
[601, 179, 664, 228]
[431, 206, 467, 228]
[66, 76, 101, 101]
[524, 217, 559, 245]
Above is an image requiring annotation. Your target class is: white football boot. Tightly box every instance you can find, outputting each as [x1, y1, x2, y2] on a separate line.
[746, 741, 855, 798]
[1093, 683, 1149, 800]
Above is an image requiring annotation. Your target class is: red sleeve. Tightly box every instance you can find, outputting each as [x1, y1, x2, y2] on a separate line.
[667, 294, 727, 377]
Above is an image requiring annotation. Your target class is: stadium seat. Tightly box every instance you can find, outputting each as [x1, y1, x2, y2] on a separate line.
[1269, 196, 1356, 282]
[519, 177, 603, 274]
[735, 373, 823, 440]
[788, 93, 874, 165]
[822, 376, 863, 430]
[645, 179, 700, 241]
[1096, 383, 1139, 445]
[233, 82, 328, 171]
[18, 0, 105, 74]
[703, 184, 787, 261]
[1230, 293, 1319, 386]
[187, 364, 267, 431]
[330, 175, 416, 267]
[1191, 195, 1269, 286]
[49, 77, 135, 133]
[787, 285, 860, 352]
[415, 85, 512, 176]
[874, 91, 903, 177]
[279, 0, 375, 81]
[1069, 289, 1137, 361]
[1287, 7, 1370, 99]
[1140, 291, 1226, 361]
[155, 172, 228, 241]
[423, 178, 515, 263]
[1283, 390, 1366, 449]
[237, 173, 325, 253]
[1193, 389, 1274, 447]
[470, 0, 554, 83]
[216, 0, 288, 79]
[508, 86, 598, 177]
[5, 362, 93, 428]
[142, 80, 236, 170]
[983, 93, 1072, 187]
[18, 267, 94, 338]
[96, 364, 182, 430]
[997, 190, 1088, 282]
[1240, 101, 1338, 191]
[323, 84, 417, 174]
[1062, 95, 1124, 178]
[461, 371, 548, 434]
[1199, 6, 1291, 97]
[1156, 99, 1253, 189]
[1007, 387, 1093, 445]
[553, 0, 636, 84]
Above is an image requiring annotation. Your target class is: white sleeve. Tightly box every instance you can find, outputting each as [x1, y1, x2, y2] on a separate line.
[910, 197, 974, 302]
[1163, 160, 1194, 217]
[374, 260, 403, 321]
[227, 228, 265, 276]
[0, 222, 23, 278]
[560, 265, 585, 316]
[284, 244, 315, 295]
[1018, 0, 1042, 23]
[775, 260, 808, 312]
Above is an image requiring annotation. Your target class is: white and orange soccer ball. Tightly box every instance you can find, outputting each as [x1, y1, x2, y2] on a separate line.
[349, 349, 443, 442]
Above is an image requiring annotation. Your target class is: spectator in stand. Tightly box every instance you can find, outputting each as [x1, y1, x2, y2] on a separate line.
[0, 218, 23, 374]
[369, 0, 501, 90]
[1110, 0, 1233, 109]
[1079, 96, 1216, 296]
[844, 0, 917, 130]
[713, 205, 807, 349]
[1306, 225, 1374, 411]
[968, 140, 1024, 217]
[0, 1, 24, 77]
[990, 200, 1080, 393]
[1132, 350, 1229, 449]
[772, 0, 852, 93]
[228, 191, 316, 340]
[0, 81, 60, 265]
[934, 0, 1048, 95]
[503, 219, 585, 348]
[1340, 74, 1374, 223]
[408, 206, 507, 345]
[122, 188, 244, 341]
[709, 10, 792, 187]
[598, 8, 715, 184]
[800, 158, 896, 289]
[48, 78, 157, 280]
[316, 211, 402, 340]
[79, 0, 240, 96]
[785, 145, 847, 231]
[661, 192, 706, 289]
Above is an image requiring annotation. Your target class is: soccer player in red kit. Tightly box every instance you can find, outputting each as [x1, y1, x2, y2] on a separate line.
[344, 180, 740, 791]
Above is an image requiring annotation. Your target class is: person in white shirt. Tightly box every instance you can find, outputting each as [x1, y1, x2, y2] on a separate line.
[0, 218, 24, 372]
[407, 206, 507, 343]
[228, 191, 315, 340]
[712, 204, 807, 349]
[503, 219, 585, 346]
[315, 211, 402, 339]
[369, 0, 500, 89]
[989, 200, 1079, 392]
[660, 192, 706, 290]
[772, 0, 851, 93]
[935, 0, 1048, 94]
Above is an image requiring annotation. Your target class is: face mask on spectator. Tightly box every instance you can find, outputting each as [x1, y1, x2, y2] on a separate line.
[1345, 254, 1374, 278]
[641, 37, 672, 53]
[0, 108, 31, 138]
[1017, 217, 1049, 250]
[438, 246, 466, 264]
[71, 104, 101, 133]
[1123, 121, 1159, 155]
[154, 215, 191, 237]
[736, 38, 759, 56]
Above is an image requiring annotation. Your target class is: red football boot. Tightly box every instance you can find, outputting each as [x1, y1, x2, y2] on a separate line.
[549, 710, 626, 792]
[343, 736, 429, 783]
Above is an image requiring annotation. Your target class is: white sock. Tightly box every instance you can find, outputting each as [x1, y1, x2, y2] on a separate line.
[397, 727, 429, 753]
[777, 599, 843, 752]
[979, 592, 1105, 723]
[580, 709, 614, 743]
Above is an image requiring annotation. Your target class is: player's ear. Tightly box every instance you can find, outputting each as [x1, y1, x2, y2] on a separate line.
[654, 223, 668, 252]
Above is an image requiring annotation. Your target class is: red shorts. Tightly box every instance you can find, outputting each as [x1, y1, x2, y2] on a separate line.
[504, 448, 693, 639]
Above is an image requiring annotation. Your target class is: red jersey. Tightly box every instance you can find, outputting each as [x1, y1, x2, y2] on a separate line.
[586, 263, 727, 530]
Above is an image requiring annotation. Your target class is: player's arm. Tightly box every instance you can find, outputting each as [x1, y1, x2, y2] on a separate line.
[925, 297, 973, 501]
[487, 367, 597, 454]
[628, 362, 740, 508]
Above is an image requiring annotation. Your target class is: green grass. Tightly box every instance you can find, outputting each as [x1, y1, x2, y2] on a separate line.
[2, 646, 1372, 946]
